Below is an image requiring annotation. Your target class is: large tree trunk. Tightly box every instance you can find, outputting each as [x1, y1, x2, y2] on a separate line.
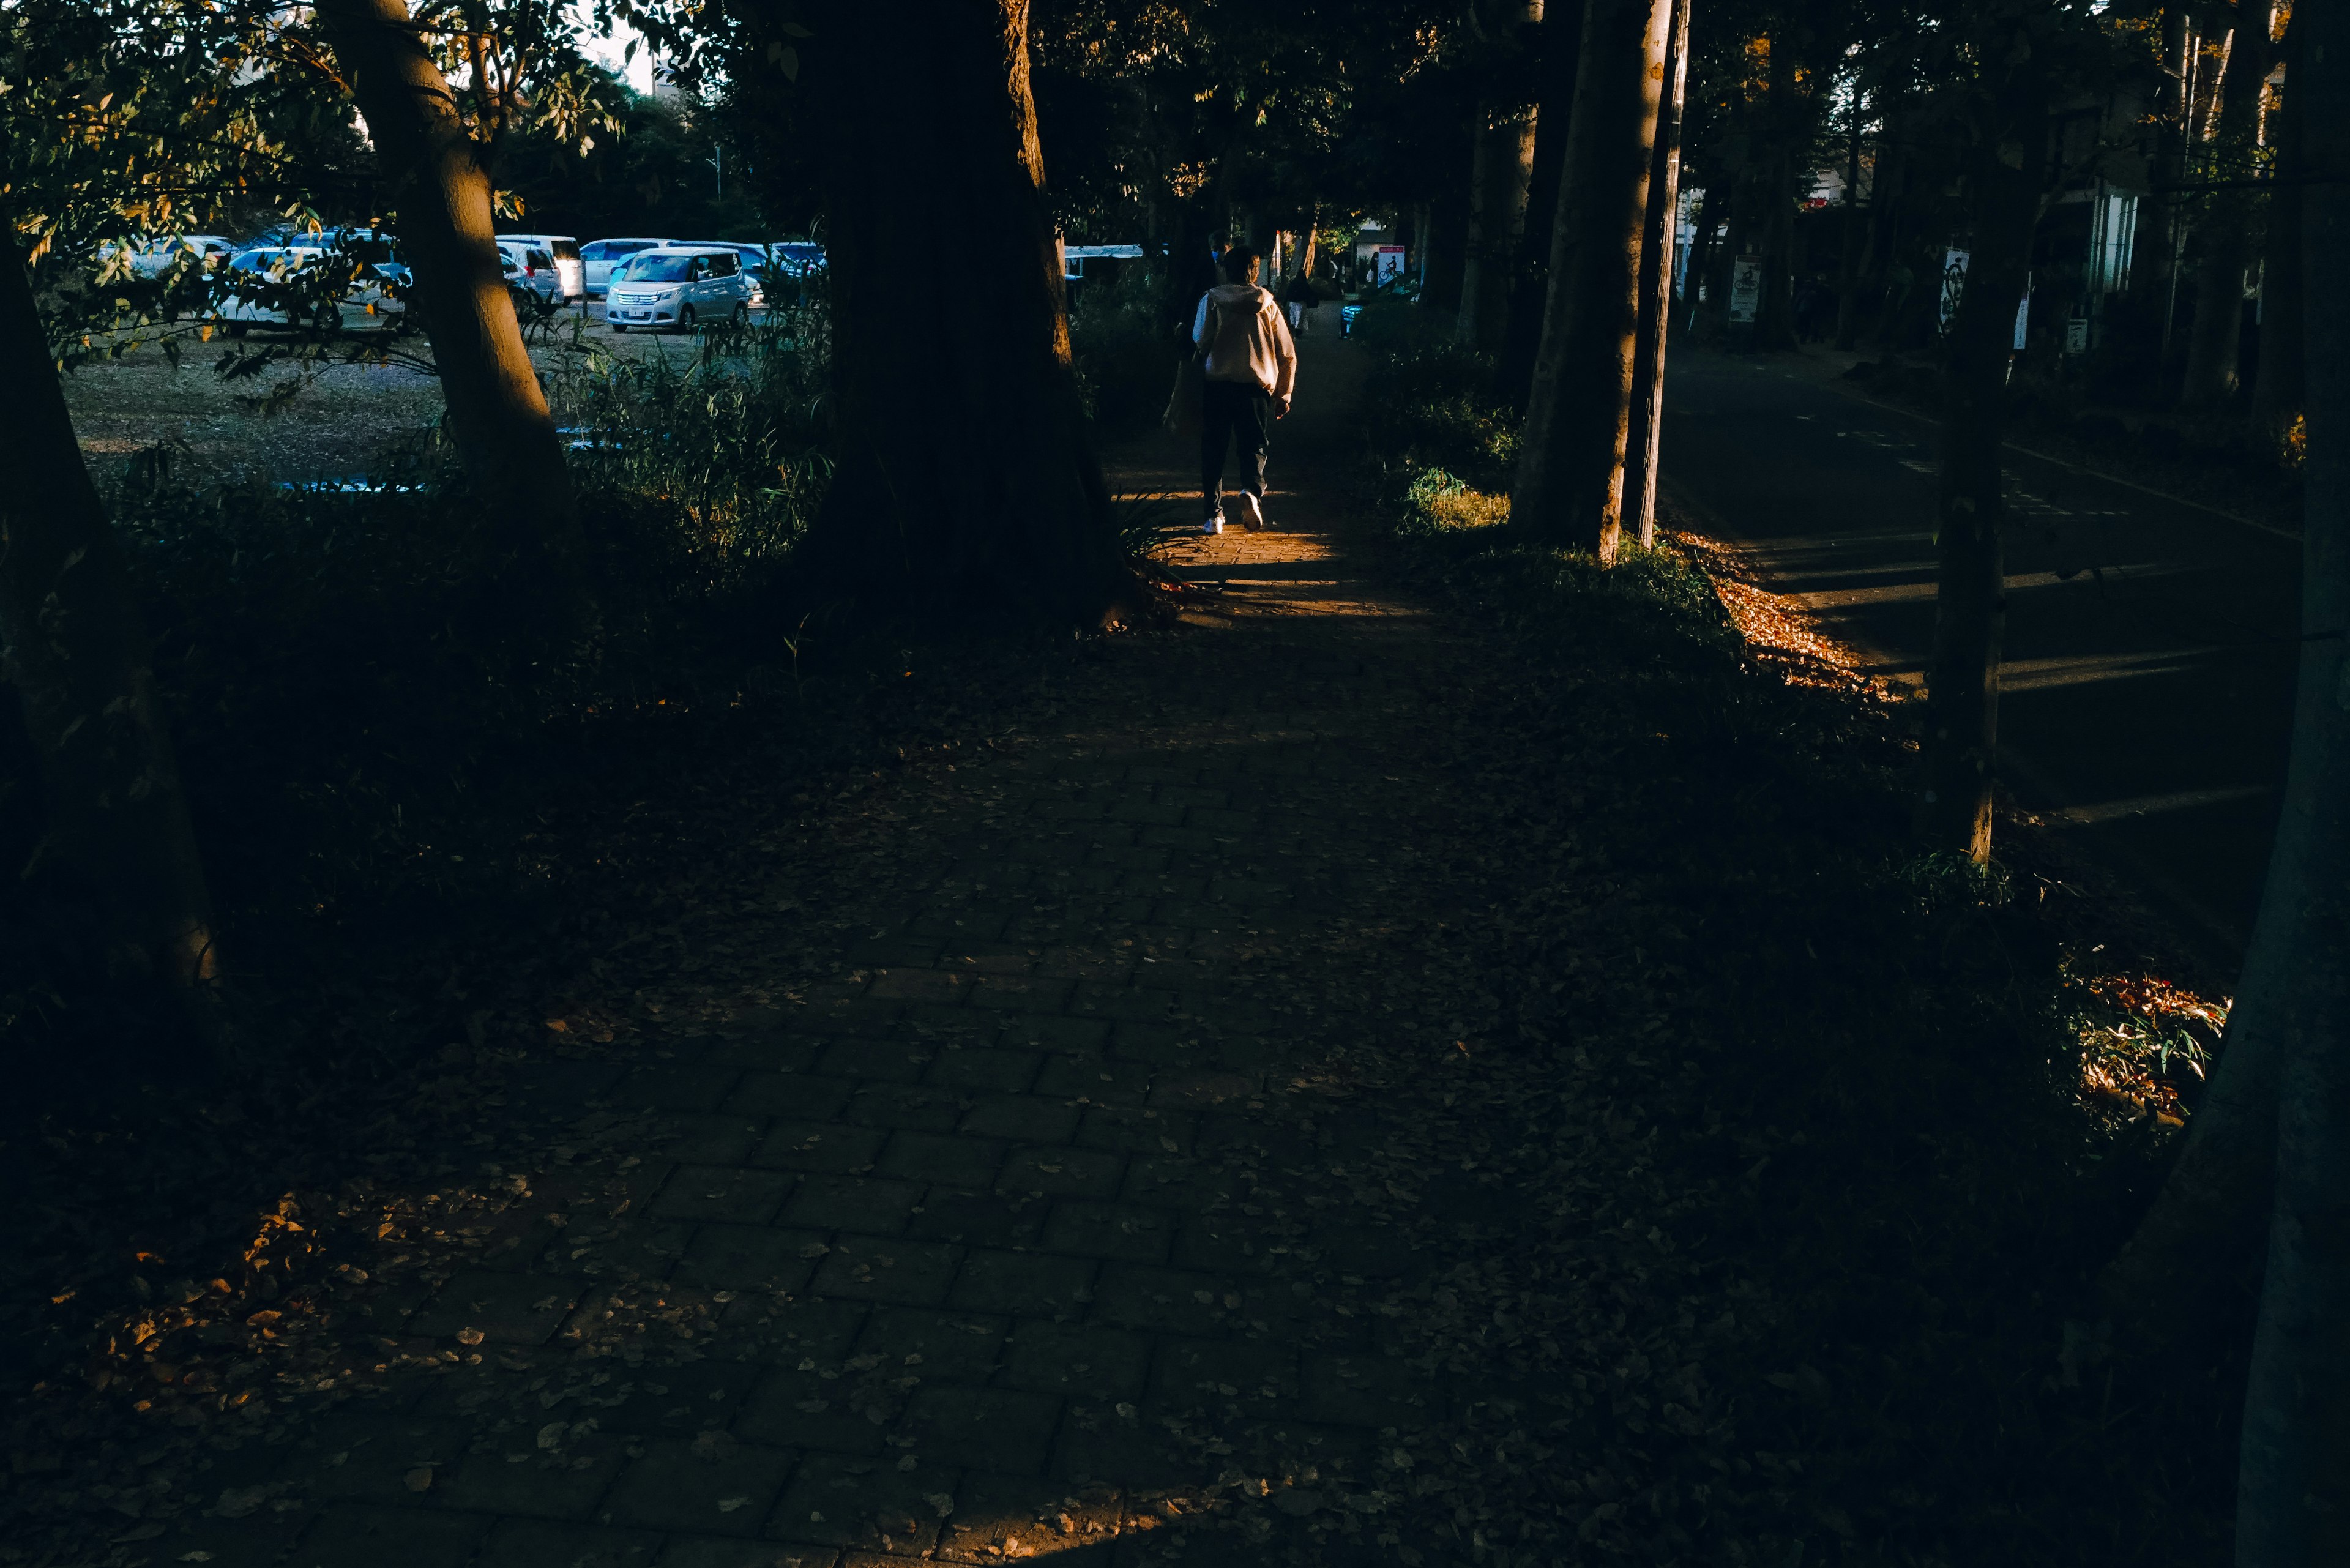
[1917, 89, 2045, 861]
[1620, 0, 1689, 548]
[1510, 0, 1671, 559]
[2253, 18, 2302, 437]
[799, 0, 1127, 624]
[315, 0, 573, 532]
[1498, 1, 1584, 408]
[0, 232, 219, 995]
[2236, 7, 2350, 1553]
[2179, 6, 2267, 410]
[1458, 1, 1544, 353]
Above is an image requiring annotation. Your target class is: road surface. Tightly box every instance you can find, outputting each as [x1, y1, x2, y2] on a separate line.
[1662, 346, 2300, 959]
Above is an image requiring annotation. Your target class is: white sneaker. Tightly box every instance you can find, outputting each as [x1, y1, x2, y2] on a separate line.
[1201, 515, 1223, 535]
[1234, 491, 1266, 531]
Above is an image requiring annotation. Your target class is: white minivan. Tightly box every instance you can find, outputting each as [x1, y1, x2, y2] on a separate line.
[604, 247, 753, 332]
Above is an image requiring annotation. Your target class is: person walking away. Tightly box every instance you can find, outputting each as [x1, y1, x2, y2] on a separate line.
[1192, 247, 1297, 533]
[1280, 267, 1320, 334]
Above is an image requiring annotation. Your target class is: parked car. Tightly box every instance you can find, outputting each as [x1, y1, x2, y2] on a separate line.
[655, 241, 782, 308]
[498, 241, 567, 312]
[218, 247, 400, 335]
[578, 237, 668, 297]
[604, 246, 753, 332]
[495, 233, 583, 301]
[105, 235, 234, 279]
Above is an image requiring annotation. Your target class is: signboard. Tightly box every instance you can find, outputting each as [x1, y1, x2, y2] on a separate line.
[1938, 247, 1969, 329]
[1375, 245, 1407, 286]
[1728, 255, 1762, 323]
[2065, 316, 2090, 354]
[2013, 290, 2031, 352]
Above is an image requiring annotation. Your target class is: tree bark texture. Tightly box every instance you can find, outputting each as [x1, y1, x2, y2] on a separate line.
[315, 0, 574, 531]
[1621, 0, 1689, 548]
[2253, 18, 2302, 435]
[798, 0, 1127, 624]
[0, 236, 218, 991]
[1917, 91, 2045, 862]
[2179, 6, 2266, 410]
[1458, 1, 1545, 353]
[1510, 0, 1671, 560]
[2129, 5, 2191, 320]
[2236, 7, 2350, 1554]
[1498, 1, 1585, 409]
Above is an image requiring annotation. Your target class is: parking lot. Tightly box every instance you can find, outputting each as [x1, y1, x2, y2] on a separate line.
[62, 299, 791, 493]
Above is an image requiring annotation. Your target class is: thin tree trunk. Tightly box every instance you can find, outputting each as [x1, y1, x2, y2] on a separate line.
[315, 0, 573, 532]
[2253, 18, 2302, 436]
[2179, 7, 2263, 409]
[1511, 0, 1669, 559]
[0, 230, 219, 995]
[1832, 81, 1867, 351]
[799, 0, 1127, 624]
[1421, 181, 1471, 315]
[1621, 0, 1689, 548]
[1458, 1, 1545, 352]
[2237, 5, 2350, 1551]
[1917, 88, 2045, 861]
[2131, 6, 2191, 322]
[1751, 38, 1802, 353]
[1499, 0, 1585, 408]
[1678, 184, 1723, 335]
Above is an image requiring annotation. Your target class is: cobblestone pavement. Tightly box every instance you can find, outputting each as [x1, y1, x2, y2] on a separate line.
[114, 338, 1518, 1568]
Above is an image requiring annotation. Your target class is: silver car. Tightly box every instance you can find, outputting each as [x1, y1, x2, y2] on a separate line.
[605, 247, 754, 332]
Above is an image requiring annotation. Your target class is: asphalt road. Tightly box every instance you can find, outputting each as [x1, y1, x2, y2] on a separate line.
[1661, 346, 2302, 958]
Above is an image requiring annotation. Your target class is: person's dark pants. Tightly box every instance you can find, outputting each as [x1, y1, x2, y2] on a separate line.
[1201, 379, 1271, 515]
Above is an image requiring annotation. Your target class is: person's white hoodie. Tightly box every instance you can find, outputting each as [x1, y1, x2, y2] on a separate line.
[1192, 283, 1298, 409]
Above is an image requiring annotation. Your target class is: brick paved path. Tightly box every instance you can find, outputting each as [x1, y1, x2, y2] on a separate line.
[135, 333, 1499, 1568]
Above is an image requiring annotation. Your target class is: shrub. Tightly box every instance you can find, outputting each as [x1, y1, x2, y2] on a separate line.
[1069, 265, 1177, 439]
[1361, 340, 1518, 491]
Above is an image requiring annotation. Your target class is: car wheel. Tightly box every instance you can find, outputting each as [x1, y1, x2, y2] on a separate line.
[610, 323, 626, 334]
[679, 305, 698, 334]
[730, 302, 750, 328]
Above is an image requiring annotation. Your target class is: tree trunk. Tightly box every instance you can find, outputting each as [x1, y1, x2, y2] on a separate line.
[0, 231, 219, 995]
[2179, 6, 2266, 410]
[799, 0, 1127, 624]
[2253, 19, 2302, 436]
[1620, 0, 1689, 549]
[2130, 6, 2191, 322]
[1751, 39, 1801, 353]
[1421, 182, 1471, 315]
[1510, 0, 1670, 559]
[1832, 84, 1867, 351]
[1917, 92, 2045, 862]
[1679, 182, 1723, 331]
[314, 0, 573, 532]
[1498, 1, 1585, 408]
[2236, 6, 2350, 1552]
[1458, 1, 1545, 353]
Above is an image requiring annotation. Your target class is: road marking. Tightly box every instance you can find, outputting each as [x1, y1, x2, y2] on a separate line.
[1785, 562, 2170, 610]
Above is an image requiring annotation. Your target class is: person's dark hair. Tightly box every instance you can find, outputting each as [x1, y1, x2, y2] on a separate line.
[1222, 247, 1261, 282]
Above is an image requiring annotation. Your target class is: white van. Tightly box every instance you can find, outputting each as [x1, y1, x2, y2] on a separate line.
[493, 233, 583, 301]
[604, 247, 753, 332]
[578, 237, 668, 297]
[217, 247, 401, 335]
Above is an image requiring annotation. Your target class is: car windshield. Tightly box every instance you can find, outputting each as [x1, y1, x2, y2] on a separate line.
[619, 253, 698, 282]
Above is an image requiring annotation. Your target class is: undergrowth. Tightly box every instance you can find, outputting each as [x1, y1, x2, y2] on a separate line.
[1332, 362, 2236, 1562]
